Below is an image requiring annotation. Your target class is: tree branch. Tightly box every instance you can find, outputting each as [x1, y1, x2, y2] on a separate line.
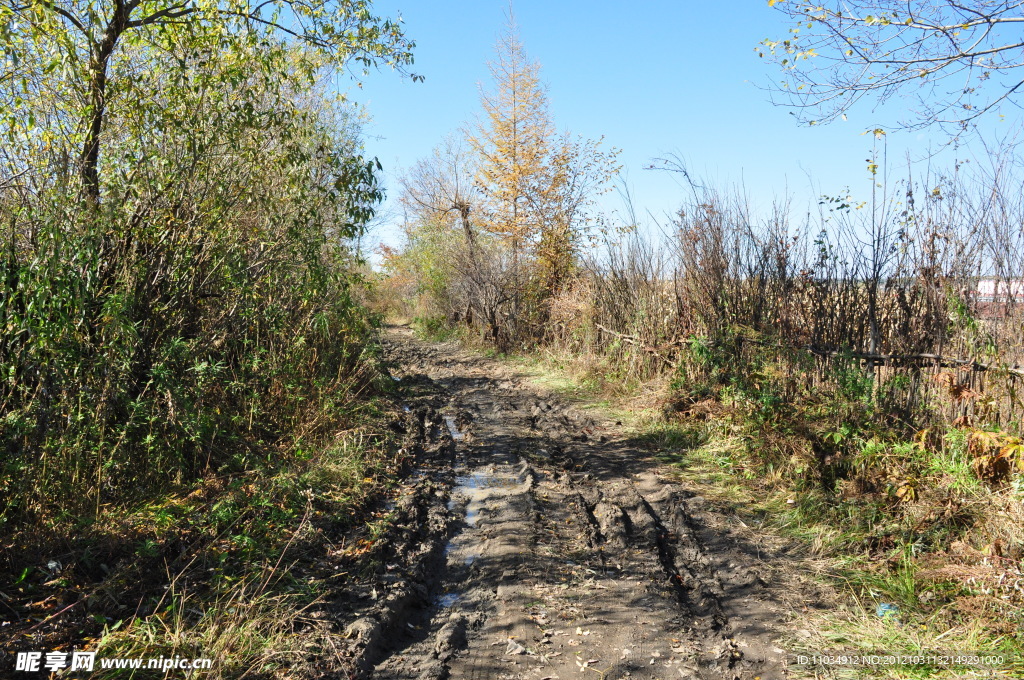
[127, 3, 197, 28]
[35, 0, 88, 36]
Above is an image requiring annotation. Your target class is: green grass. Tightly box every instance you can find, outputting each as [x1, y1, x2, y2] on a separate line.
[411, 315, 466, 342]
[3, 398, 409, 679]
[91, 429, 405, 677]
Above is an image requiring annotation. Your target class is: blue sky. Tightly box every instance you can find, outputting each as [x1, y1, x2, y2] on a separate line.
[350, 1, 1019, 259]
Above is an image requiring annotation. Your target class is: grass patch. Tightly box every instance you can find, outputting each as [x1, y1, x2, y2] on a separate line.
[411, 315, 466, 342]
[648, 412, 1024, 677]
[2, 398, 410, 678]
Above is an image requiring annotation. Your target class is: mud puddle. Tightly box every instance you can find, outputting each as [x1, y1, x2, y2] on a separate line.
[443, 414, 465, 440]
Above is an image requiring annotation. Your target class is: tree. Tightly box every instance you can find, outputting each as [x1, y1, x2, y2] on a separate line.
[465, 17, 618, 342]
[392, 15, 617, 348]
[399, 136, 510, 336]
[0, 2, 407, 518]
[468, 17, 552, 264]
[536, 132, 619, 295]
[762, 0, 1024, 134]
[402, 135, 480, 255]
[0, 0, 416, 203]
[465, 17, 555, 344]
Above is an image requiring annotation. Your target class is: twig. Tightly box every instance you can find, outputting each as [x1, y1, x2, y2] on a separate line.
[594, 323, 679, 368]
[25, 599, 79, 633]
[257, 500, 313, 595]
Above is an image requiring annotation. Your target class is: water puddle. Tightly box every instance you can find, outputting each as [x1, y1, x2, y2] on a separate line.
[447, 494, 483, 527]
[443, 464, 527, 569]
[464, 503, 480, 526]
[444, 415, 464, 441]
[453, 469, 519, 491]
[448, 468, 521, 527]
[436, 592, 460, 608]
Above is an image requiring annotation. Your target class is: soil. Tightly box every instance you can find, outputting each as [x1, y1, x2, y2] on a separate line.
[334, 326, 815, 680]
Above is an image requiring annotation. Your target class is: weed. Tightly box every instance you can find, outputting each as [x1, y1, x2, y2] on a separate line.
[413, 315, 464, 342]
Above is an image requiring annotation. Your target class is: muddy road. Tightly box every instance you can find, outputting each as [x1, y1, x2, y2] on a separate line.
[336, 326, 804, 680]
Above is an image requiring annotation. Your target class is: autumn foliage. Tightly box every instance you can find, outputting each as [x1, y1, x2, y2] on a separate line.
[391, 18, 619, 350]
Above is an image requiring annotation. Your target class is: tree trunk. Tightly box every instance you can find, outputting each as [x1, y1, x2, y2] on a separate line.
[80, 1, 130, 203]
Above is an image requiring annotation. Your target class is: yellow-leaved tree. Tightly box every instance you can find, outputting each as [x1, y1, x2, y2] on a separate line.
[467, 16, 619, 346]
[468, 17, 551, 323]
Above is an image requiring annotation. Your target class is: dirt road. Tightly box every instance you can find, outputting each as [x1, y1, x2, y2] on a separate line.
[337, 326, 802, 679]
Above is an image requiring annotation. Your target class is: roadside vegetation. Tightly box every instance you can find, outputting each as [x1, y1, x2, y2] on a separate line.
[1, 0, 416, 675]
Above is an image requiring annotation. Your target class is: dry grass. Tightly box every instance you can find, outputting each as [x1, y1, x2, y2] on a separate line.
[95, 571, 338, 679]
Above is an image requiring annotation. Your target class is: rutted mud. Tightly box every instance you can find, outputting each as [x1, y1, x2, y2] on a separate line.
[337, 326, 805, 680]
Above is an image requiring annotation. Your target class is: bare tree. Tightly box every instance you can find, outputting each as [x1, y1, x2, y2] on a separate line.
[401, 135, 479, 256]
[399, 136, 511, 340]
[762, 1, 1024, 134]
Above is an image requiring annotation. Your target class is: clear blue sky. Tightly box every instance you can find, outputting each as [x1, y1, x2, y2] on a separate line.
[350, 1, 1018, 260]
